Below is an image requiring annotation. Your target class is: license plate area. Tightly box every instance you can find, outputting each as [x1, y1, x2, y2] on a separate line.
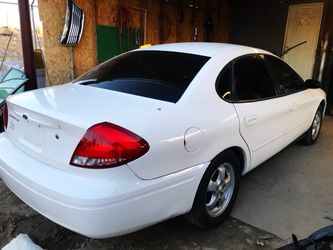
[7, 108, 58, 153]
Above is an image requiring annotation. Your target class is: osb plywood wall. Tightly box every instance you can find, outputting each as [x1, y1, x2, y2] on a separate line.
[73, 0, 97, 79]
[39, 0, 74, 85]
[39, 0, 230, 85]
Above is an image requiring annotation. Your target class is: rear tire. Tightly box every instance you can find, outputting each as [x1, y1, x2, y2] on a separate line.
[187, 150, 241, 229]
[302, 107, 323, 145]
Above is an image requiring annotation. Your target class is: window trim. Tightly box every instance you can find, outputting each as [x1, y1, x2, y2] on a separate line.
[215, 53, 282, 104]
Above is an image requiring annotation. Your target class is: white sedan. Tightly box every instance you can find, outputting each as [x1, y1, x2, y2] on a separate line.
[0, 43, 326, 238]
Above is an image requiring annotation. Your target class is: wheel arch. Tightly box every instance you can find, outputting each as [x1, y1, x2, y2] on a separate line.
[211, 146, 248, 175]
[187, 145, 246, 227]
[320, 99, 326, 114]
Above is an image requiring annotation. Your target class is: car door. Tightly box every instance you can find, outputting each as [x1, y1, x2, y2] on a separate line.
[231, 54, 289, 169]
[266, 55, 315, 146]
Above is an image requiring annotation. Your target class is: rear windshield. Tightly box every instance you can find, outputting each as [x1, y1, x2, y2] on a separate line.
[73, 51, 210, 103]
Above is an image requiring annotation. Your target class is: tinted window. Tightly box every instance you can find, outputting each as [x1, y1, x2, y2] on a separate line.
[234, 55, 277, 101]
[267, 56, 304, 95]
[216, 66, 232, 100]
[73, 51, 210, 103]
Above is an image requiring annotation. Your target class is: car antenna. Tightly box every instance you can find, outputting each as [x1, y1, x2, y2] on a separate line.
[281, 41, 307, 57]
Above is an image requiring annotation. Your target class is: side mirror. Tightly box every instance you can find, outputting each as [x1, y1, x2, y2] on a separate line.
[304, 79, 321, 89]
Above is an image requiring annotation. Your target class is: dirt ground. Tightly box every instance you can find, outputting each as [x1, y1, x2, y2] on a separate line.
[0, 180, 286, 250]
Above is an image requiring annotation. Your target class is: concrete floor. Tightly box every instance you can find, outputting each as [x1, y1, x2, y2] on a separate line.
[232, 116, 333, 241]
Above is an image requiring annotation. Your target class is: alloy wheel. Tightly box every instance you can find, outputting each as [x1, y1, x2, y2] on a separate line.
[311, 111, 321, 140]
[205, 163, 235, 217]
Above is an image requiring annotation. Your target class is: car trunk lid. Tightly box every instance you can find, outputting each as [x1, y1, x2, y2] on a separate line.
[5, 84, 171, 170]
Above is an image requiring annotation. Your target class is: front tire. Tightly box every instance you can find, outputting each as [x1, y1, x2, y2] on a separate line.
[187, 150, 241, 229]
[302, 107, 323, 145]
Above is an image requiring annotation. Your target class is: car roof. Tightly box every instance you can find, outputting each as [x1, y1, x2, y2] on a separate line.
[138, 42, 273, 57]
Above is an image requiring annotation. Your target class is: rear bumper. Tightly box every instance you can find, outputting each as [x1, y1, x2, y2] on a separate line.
[0, 133, 207, 238]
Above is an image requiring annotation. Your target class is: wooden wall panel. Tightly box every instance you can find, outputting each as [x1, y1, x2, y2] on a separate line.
[96, 0, 117, 26]
[196, 8, 206, 42]
[73, 0, 97, 77]
[95, 0, 229, 46]
[144, 0, 160, 45]
[39, 0, 230, 84]
[39, 0, 74, 85]
[96, 0, 161, 44]
[216, 1, 231, 42]
[161, 3, 178, 43]
[179, 6, 193, 42]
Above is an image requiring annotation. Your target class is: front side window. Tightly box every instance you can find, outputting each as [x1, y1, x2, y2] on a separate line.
[73, 51, 210, 103]
[266, 56, 304, 95]
[234, 55, 277, 101]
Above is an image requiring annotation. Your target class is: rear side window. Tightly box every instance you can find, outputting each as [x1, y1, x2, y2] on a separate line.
[234, 55, 277, 101]
[216, 66, 232, 100]
[266, 56, 304, 95]
[73, 51, 210, 103]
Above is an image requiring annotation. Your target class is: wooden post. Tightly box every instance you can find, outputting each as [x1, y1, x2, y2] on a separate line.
[18, 0, 37, 90]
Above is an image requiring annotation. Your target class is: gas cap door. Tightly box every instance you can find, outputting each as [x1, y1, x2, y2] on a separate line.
[184, 127, 204, 152]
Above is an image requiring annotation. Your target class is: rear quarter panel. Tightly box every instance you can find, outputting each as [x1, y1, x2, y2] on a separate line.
[307, 88, 326, 113]
[127, 53, 252, 180]
[299, 88, 326, 133]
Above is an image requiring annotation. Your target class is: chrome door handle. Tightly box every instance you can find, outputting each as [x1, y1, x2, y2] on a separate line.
[244, 115, 257, 127]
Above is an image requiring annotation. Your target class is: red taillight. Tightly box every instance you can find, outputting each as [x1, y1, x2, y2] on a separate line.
[70, 122, 149, 169]
[2, 102, 8, 130]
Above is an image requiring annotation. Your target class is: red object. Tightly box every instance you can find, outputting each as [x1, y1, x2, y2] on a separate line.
[2, 103, 8, 130]
[70, 122, 149, 169]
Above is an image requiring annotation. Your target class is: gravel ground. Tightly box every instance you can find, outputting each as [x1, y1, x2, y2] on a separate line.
[0, 180, 286, 250]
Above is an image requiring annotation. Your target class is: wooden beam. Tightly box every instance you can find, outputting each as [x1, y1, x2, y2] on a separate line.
[18, 0, 37, 90]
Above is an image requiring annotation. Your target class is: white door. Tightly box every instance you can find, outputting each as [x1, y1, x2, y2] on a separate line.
[266, 55, 315, 146]
[232, 55, 288, 169]
[282, 3, 324, 80]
